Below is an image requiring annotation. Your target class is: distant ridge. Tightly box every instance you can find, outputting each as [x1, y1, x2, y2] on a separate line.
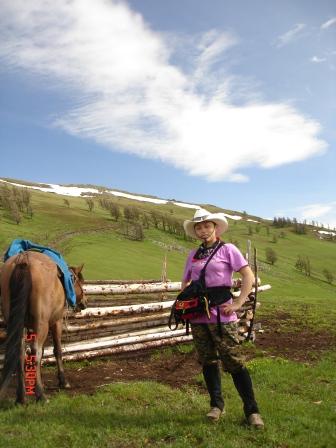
[0, 177, 247, 221]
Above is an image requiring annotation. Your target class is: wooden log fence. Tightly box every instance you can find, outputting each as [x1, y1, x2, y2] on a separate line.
[0, 280, 271, 367]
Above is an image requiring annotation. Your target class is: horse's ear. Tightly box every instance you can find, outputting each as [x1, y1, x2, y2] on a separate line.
[77, 263, 84, 273]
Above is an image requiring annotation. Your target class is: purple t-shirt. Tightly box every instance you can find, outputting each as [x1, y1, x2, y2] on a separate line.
[182, 243, 248, 324]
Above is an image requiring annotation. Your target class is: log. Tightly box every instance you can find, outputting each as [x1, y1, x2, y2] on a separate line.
[34, 328, 188, 359]
[41, 336, 193, 365]
[83, 282, 181, 295]
[231, 277, 261, 288]
[60, 320, 170, 342]
[82, 281, 270, 296]
[232, 284, 271, 297]
[84, 279, 162, 285]
[86, 294, 175, 307]
[71, 285, 270, 319]
[68, 301, 175, 319]
[61, 325, 177, 349]
[0, 296, 264, 325]
[0, 328, 188, 364]
[64, 312, 170, 332]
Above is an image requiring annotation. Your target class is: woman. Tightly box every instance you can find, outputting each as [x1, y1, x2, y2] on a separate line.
[182, 208, 264, 429]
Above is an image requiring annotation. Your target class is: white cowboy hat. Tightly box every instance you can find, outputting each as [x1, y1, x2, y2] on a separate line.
[183, 208, 229, 239]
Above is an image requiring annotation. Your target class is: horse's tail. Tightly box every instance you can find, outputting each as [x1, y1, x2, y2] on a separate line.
[0, 260, 31, 398]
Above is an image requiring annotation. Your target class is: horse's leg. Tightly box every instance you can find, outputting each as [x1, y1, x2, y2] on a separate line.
[15, 335, 26, 405]
[50, 319, 70, 389]
[33, 323, 49, 402]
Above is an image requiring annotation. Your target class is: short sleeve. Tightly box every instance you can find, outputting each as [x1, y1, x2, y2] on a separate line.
[182, 250, 196, 283]
[226, 244, 248, 272]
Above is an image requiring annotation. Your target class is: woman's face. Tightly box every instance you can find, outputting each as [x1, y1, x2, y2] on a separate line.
[194, 221, 216, 241]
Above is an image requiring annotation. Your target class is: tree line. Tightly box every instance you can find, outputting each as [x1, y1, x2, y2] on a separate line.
[94, 197, 191, 242]
[273, 216, 336, 236]
[0, 184, 33, 224]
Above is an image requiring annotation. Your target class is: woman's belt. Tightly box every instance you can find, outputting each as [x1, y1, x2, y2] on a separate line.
[206, 286, 232, 306]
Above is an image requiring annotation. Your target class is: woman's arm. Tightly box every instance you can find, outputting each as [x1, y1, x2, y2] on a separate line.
[221, 265, 254, 315]
[181, 250, 195, 290]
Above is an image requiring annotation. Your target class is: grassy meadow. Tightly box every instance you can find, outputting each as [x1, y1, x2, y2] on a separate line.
[0, 354, 335, 448]
[0, 180, 335, 447]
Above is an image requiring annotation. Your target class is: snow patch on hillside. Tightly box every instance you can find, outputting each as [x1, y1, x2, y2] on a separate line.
[0, 178, 247, 221]
[223, 213, 242, 221]
[317, 230, 336, 236]
[0, 178, 200, 209]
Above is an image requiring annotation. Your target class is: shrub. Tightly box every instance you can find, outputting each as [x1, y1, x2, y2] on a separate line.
[323, 269, 334, 284]
[265, 247, 277, 265]
[85, 198, 94, 212]
[295, 255, 312, 276]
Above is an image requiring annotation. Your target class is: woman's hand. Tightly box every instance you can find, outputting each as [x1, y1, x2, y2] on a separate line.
[220, 301, 243, 315]
[220, 265, 254, 315]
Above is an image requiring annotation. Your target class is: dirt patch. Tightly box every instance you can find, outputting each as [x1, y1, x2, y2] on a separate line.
[44, 350, 201, 396]
[3, 314, 335, 400]
[256, 316, 335, 362]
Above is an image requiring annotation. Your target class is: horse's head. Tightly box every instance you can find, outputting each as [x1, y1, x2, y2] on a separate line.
[70, 264, 87, 311]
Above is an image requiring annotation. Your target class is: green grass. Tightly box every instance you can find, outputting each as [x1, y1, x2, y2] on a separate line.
[257, 295, 336, 335]
[0, 354, 335, 448]
[1, 184, 335, 294]
[1, 180, 336, 447]
[64, 230, 187, 280]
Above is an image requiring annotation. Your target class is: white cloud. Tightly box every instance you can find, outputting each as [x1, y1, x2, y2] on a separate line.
[301, 203, 336, 228]
[279, 202, 336, 228]
[321, 17, 336, 29]
[300, 203, 334, 219]
[193, 30, 237, 82]
[310, 56, 327, 63]
[0, 1, 327, 182]
[276, 23, 306, 48]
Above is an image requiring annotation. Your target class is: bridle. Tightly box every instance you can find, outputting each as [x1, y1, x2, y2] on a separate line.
[70, 269, 85, 303]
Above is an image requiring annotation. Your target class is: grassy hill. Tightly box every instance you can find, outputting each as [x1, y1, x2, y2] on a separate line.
[0, 177, 335, 302]
[0, 176, 336, 299]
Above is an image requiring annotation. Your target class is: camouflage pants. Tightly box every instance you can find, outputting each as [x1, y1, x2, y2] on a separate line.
[190, 322, 246, 374]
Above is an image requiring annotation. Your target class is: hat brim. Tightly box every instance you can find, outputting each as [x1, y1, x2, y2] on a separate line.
[183, 214, 228, 239]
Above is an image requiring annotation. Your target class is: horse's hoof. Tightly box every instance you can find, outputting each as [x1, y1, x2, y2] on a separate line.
[59, 382, 71, 389]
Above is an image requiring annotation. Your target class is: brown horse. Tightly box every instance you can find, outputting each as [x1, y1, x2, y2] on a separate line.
[0, 250, 86, 403]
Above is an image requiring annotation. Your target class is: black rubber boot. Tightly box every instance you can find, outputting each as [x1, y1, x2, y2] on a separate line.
[203, 363, 224, 411]
[231, 367, 259, 417]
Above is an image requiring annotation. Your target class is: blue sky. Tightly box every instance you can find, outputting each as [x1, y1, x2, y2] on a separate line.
[1, 0, 335, 226]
